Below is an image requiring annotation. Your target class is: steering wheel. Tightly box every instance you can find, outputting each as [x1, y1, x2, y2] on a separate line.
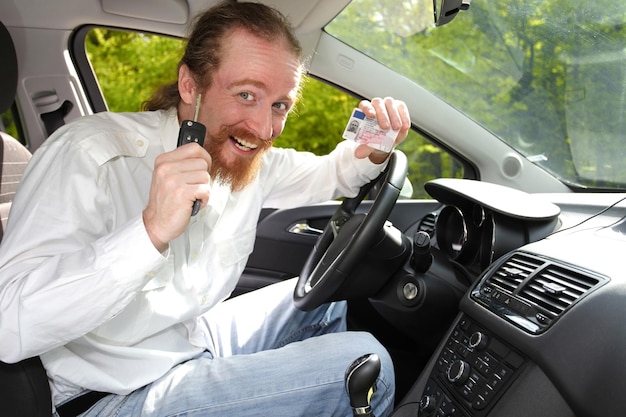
[293, 150, 408, 311]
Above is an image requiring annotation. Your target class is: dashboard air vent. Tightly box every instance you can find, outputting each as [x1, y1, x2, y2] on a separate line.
[518, 264, 601, 319]
[417, 212, 437, 237]
[485, 253, 543, 294]
[473, 252, 608, 334]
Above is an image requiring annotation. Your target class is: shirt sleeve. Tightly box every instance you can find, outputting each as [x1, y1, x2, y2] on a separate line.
[0, 128, 165, 363]
[262, 140, 388, 208]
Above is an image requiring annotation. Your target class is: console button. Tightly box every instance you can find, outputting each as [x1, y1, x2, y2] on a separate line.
[494, 364, 513, 382]
[460, 384, 475, 401]
[472, 395, 489, 410]
[486, 374, 504, 390]
[457, 344, 470, 358]
[439, 395, 457, 415]
[459, 317, 470, 331]
[475, 384, 495, 401]
[472, 357, 492, 377]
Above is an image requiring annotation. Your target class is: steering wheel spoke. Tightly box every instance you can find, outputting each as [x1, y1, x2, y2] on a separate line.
[294, 151, 408, 311]
[330, 210, 352, 237]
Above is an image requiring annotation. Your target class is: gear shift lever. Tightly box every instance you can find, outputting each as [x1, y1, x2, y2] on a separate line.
[345, 353, 381, 417]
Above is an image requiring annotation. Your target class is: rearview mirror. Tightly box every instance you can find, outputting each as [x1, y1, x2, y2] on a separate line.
[434, 0, 471, 26]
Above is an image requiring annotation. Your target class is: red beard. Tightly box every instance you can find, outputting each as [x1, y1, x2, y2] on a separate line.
[204, 126, 273, 192]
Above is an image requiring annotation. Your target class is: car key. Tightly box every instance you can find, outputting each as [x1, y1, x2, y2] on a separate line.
[177, 94, 206, 216]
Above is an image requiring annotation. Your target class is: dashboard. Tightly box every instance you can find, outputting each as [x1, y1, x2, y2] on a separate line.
[420, 179, 561, 276]
[390, 179, 626, 417]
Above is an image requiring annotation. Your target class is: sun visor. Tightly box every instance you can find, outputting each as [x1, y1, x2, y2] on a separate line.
[101, 0, 189, 24]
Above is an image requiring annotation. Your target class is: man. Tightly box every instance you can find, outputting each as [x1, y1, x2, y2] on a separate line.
[0, 2, 410, 416]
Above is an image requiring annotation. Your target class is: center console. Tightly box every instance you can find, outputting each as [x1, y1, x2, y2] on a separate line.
[392, 314, 527, 417]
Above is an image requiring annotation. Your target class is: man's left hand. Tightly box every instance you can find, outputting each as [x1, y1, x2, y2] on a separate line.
[353, 97, 411, 164]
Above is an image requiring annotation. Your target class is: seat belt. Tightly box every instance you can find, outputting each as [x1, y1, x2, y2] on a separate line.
[40, 100, 73, 136]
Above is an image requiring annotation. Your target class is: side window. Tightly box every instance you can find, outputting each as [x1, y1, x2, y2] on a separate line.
[84, 28, 464, 198]
[85, 28, 182, 112]
[274, 81, 465, 198]
[397, 131, 464, 198]
[1, 108, 23, 144]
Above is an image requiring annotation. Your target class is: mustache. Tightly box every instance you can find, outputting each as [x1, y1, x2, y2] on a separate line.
[206, 125, 272, 192]
[217, 126, 274, 151]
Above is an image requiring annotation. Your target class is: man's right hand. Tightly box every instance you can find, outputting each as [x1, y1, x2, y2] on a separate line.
[143, 143, 212, 252]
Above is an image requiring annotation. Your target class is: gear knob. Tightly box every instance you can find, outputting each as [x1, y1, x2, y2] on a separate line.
[345, 353, 381, 416]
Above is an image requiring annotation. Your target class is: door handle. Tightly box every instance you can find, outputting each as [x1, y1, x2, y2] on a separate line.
[288, 221, 323, 236]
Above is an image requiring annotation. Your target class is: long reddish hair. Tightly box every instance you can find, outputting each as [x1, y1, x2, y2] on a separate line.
[143, 1, 302, 111]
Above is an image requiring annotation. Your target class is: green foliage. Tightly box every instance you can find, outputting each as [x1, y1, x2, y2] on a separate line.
[86, 29, 183, 112]
[0, 110, 19, 141]
[328, 0, 626, 188]
[275, 79, 359, 155]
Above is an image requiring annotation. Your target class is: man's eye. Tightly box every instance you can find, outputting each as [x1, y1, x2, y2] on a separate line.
[240, 92, 254, 101]
[273, 102, 288, 111]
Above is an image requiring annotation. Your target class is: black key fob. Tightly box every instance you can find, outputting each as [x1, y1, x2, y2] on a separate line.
[177, 120, 206, 215]
[177, 120, 206, 147]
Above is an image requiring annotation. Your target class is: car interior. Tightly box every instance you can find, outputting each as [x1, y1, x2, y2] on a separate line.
[1, 0, 626, 416]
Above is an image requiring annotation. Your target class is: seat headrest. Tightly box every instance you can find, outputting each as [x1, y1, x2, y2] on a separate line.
[0, 21, 18, 114]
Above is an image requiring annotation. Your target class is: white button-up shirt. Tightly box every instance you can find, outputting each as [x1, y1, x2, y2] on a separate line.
[0, 109, 385, 404]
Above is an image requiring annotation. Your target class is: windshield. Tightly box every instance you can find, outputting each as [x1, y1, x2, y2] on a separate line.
[326, 0, 626, 190]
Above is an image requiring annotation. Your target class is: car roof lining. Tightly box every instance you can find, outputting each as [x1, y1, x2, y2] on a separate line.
[1, 0, 350, 37]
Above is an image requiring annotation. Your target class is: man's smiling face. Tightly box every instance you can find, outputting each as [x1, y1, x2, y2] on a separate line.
[196, 28, 303, 191]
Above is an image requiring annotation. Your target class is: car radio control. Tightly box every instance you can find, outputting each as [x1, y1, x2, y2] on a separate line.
[419, 395, 437, 413]
[446, 360, 470, 385]
[416, 316, 526, 417]
[468, 332, 488, 351]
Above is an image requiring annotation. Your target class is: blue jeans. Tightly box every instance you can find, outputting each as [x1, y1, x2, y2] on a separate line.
[66, 278, 395, 416]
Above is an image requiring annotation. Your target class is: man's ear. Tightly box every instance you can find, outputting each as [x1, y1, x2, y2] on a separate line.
[178, 64, 196, 105]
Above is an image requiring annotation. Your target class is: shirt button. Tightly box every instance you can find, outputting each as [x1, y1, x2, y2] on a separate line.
[136, 139, 145, 147]
[201, 295, 207, 304]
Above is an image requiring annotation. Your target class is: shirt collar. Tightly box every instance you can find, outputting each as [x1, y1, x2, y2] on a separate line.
[160, 107, 182, 152]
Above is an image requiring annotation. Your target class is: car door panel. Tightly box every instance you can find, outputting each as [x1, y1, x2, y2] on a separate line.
[237, 199, 442, 295]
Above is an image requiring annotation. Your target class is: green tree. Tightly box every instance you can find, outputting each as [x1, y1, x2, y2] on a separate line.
[275, 78, 359, 154]
[86, 29, 182, 112]
[329, 0, 626, 188]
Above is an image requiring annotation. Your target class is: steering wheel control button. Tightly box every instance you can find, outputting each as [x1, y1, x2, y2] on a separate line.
[426, 315, 526, 416]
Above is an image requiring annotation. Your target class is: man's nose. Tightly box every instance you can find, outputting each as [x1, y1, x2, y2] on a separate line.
[247, 108, 274, 141]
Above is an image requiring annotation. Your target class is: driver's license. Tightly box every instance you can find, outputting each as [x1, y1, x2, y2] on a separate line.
[342, 108, 398, 152]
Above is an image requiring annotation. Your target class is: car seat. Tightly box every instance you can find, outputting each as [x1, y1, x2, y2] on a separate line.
[0, 20, 52, 417]
[0, 20, 32, 242]
[0, 131, 32, 241]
